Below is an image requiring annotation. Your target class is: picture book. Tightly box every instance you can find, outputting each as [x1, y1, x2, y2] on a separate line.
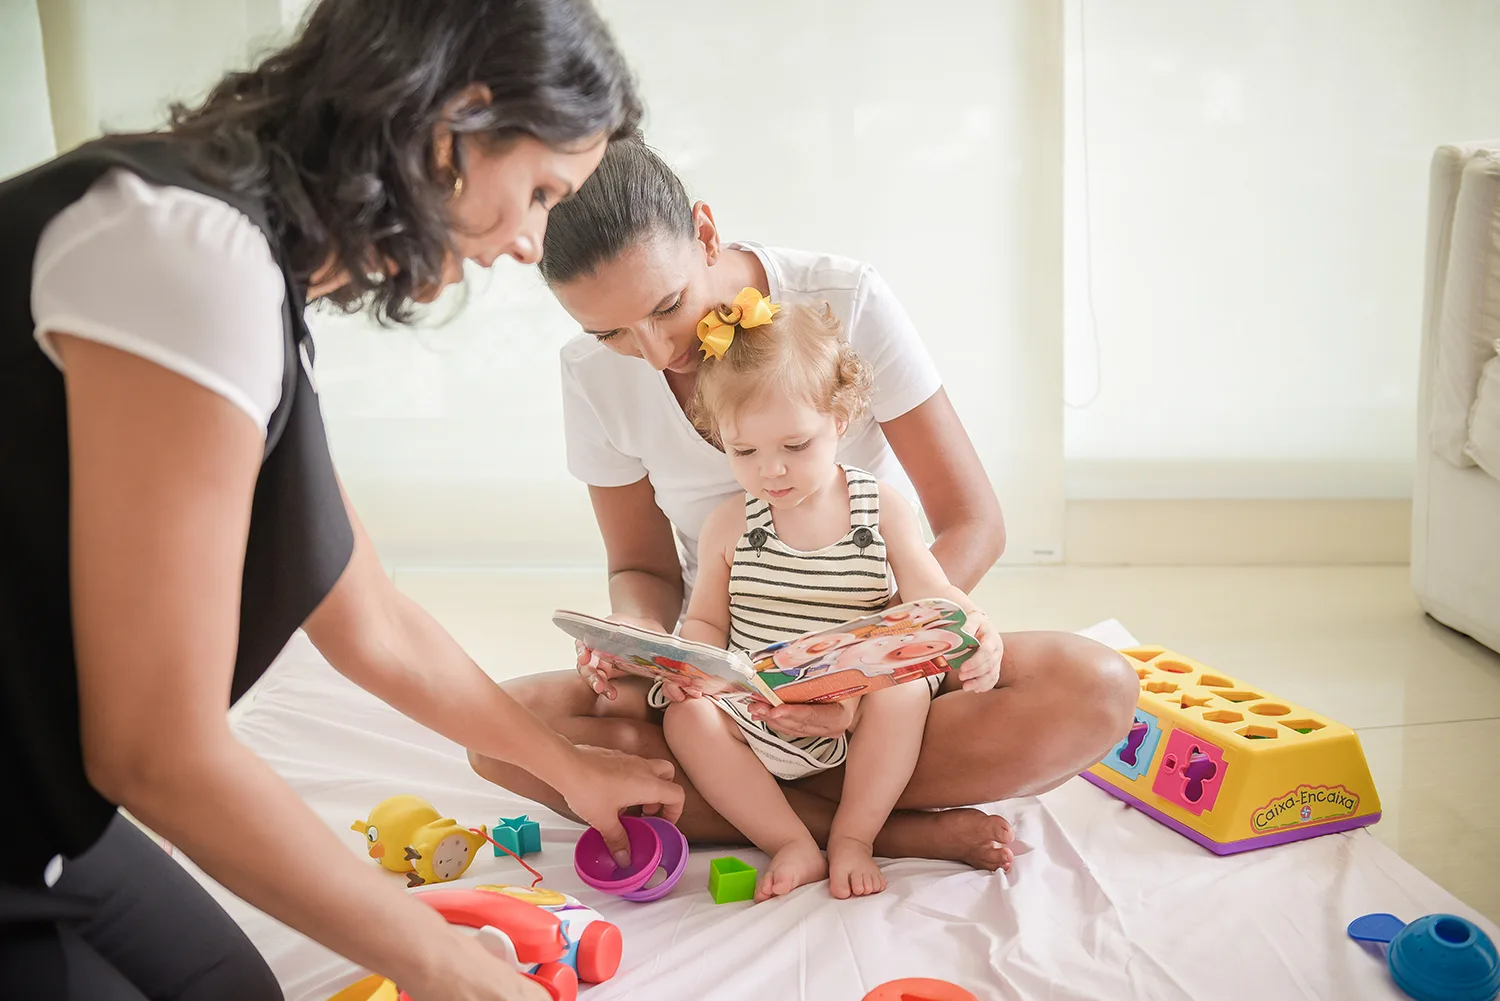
[552, 598, 979, 706]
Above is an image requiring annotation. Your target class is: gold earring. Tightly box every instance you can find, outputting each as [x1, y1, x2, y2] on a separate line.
[450, 172, 464, 200]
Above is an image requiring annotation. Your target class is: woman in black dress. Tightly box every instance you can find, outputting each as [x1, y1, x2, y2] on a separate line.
[0, 2, 679, 999]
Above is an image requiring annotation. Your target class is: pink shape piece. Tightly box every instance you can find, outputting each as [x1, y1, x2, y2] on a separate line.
[1151, 729, 1227, 816]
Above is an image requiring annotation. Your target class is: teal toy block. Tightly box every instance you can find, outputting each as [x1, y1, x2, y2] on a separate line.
[708, 856, 757, 904]
[493, 815, 542, 858]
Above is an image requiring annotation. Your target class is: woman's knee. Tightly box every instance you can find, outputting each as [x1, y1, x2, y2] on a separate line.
[1000, 632, 1138, 765]
[1088, 642, 1142, 738]
[502, 670, 598, 723]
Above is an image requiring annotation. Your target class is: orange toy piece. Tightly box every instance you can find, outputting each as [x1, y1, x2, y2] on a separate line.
[323, 887, 597, 1001]
[863, 979, 979, 1001]
[415, 887, 568, 963]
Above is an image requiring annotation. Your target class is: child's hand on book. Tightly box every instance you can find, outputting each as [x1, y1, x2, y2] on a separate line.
[655, 679, 706, 702]
[958, 609, 1004, 693]
[575, 614, 667, 700]
[748, 698, 857, 738]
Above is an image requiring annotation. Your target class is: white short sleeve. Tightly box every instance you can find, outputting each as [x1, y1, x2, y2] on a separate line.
[561, 341, 649, 487]
[31, 169, 287, 435]
[847, 266, 943, 423]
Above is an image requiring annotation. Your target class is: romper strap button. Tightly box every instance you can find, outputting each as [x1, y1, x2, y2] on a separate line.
[748, 527, 769, 552]
[852, 527, 875, 549]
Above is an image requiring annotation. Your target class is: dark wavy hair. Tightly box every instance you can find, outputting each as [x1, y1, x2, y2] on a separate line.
[169, 0, 641, 323]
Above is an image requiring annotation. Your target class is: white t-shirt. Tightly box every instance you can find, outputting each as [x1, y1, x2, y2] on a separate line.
[561, 241, 943, 591]
[30, 168, 287, 436]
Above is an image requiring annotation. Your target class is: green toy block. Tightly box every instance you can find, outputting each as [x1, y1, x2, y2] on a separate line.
[708, 856, 757, 904]
[493, 815, 541, 858]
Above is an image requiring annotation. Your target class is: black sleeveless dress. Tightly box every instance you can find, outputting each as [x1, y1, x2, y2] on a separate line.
[0, 136, 354, 905]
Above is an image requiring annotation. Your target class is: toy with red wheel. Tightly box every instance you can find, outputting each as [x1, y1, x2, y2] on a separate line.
[325, 884, 622, 1001]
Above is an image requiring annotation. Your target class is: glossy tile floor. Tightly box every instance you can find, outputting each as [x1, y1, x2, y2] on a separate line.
[393, 563, 1500, 922]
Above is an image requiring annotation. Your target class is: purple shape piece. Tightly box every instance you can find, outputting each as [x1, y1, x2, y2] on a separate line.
[617, 817, 689, 902]
[1119, 722, 1150, 767]
[1182, 750, 1219, 803]
[573, 816, 663, 893]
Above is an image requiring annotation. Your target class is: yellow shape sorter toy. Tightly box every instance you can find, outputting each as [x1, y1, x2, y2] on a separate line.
[1083, 646, 1381, 854]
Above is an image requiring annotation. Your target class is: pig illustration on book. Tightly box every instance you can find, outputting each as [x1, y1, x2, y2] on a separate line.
[804, 628, 966, 682]
[769, 632, 861, 674]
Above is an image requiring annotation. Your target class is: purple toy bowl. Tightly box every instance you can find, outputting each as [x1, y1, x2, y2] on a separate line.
[573, 815, 663, 893]
[617, 817, 689, 902]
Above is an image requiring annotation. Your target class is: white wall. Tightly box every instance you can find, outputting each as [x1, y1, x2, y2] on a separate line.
[36, 0, 284, 151]
[1063, 0, 1500, 499]
[0, 1, 55, 178]
[317, 0, 1069, 566]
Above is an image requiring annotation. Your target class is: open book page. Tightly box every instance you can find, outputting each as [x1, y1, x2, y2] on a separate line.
[746, 598, 979, 704]
[554, 598, 979, 706]
[551, 611, 777, 702]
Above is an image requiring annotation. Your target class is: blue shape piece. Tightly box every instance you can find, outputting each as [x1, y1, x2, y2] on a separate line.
[1388, 914, 1500, 1001]
[494, 815, 542, 858]
[1100, 709, 1162, 781]
[1349, 913, 1408, 945]
[491, 824, 522, 858]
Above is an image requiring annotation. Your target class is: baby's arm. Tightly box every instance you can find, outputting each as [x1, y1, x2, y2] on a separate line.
[878, 483, 1003, 693]
[878, 482, 975, 608]
[678, 496, 744, 650]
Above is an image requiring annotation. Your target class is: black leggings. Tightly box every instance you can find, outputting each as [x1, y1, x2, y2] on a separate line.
[0, 815, 282, 1001]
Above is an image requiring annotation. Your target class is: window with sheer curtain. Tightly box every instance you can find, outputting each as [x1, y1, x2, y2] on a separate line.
[7, 0, 1497, 563]
[1062, 0, 1500, 500]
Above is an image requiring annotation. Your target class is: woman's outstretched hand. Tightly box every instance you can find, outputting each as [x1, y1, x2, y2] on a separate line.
[558, 744, 684, 867]
[402, 930, 553, 1001]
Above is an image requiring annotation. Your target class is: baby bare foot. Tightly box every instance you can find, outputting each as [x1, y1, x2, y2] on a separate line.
[828, 835, 886, 899]
[756, 837, 827, 902]
[879, 807, 1016, 873]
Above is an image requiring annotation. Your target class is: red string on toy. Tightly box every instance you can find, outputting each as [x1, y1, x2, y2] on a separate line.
[470, 828, 546, 887]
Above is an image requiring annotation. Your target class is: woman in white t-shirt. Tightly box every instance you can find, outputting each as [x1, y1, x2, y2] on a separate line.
[470, 135, 1140, 866]
[3, 4, 682, 1000]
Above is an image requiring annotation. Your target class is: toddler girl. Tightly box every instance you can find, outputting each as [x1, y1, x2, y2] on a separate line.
[656, 290, 1004, 901]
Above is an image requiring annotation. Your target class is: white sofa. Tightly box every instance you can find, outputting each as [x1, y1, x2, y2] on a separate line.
[1412, 142, 1500, 655]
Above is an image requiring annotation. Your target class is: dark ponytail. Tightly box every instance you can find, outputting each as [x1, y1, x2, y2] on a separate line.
[169, 0, 640, 323]
[538, 130, 693, 285]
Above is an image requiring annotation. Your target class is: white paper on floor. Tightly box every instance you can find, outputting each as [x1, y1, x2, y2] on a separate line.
[179, 628, 1494, 1001]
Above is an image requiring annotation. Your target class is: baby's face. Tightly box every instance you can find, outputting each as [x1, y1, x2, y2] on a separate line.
[721, 397, 844, 511]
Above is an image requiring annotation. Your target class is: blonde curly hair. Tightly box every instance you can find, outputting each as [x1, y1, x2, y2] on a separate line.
[690, 301, 873, 445]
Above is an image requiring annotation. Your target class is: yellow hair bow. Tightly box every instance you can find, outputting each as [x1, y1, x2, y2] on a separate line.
[696, 287, 780, 360]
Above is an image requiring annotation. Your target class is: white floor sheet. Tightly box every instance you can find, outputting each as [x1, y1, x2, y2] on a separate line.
[185, 625, 1496, 1001]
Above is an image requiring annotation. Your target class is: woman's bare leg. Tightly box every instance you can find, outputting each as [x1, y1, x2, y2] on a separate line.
[470, 630, 1133, 860]
[468, 676, 1013, 869]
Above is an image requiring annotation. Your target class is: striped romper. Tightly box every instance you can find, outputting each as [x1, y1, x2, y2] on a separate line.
[652, 466, 939, 780]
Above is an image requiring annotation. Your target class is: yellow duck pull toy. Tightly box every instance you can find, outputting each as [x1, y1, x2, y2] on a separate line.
[351, 795, 489, 887]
